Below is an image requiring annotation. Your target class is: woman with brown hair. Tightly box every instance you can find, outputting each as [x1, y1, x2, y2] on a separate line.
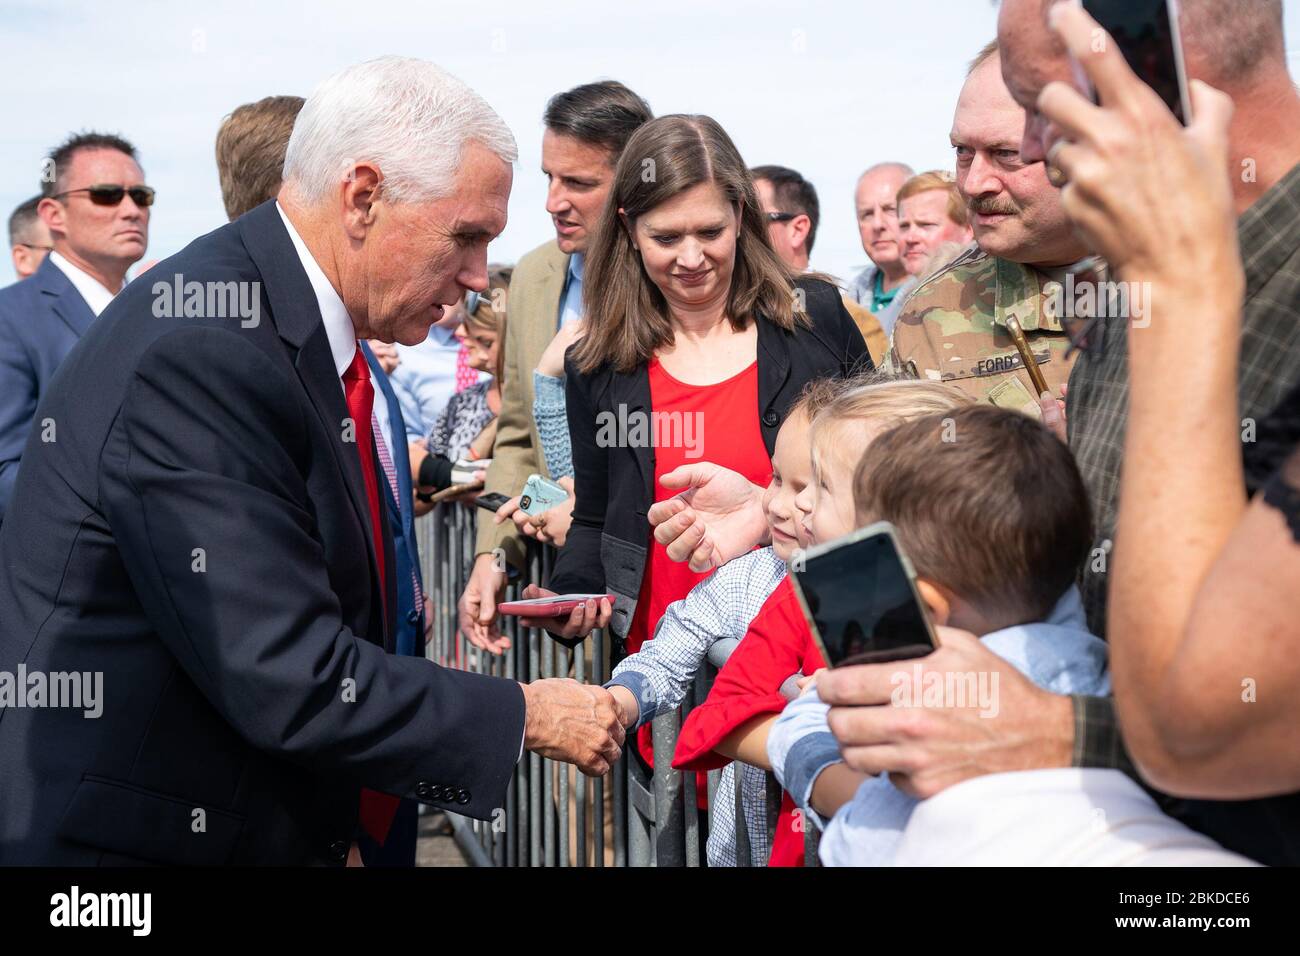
[525, 114, 870, 654]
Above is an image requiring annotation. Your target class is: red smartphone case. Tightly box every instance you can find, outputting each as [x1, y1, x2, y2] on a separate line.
[497, 594, 616, 617]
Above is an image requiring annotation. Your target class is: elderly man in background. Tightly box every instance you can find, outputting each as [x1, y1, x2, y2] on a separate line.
[8, 196, 52, 279]
[751, 164, 889, 364]
[0, 132, 150, 524]
[0, 56, 624, 866]
[214, 89, 431, 866]
[888, 40, 1085, 420]
[844, 161, 914, 337]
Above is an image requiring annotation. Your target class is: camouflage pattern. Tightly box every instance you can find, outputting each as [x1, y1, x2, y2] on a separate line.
[886, 244, 1077, 418]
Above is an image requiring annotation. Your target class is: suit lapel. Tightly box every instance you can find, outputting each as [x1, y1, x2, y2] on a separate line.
[33, 257, 97, 339]
[237, 202, 387, 646]
[756, 315, 791, 441]
[605, 366, 655, 507]
[529, 243, 568, 387]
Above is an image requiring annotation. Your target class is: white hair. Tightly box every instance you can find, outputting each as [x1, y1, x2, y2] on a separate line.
[282, 55, 517, 205]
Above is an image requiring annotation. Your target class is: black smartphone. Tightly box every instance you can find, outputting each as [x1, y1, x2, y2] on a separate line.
[1080, 0, 1191, 124]
[474, 492, 512, 513]
[790, 522, 939, 667]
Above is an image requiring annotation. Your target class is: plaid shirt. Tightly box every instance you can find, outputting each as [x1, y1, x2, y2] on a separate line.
[1068, 160, 1300, 768]
[608, 547, 789, 866]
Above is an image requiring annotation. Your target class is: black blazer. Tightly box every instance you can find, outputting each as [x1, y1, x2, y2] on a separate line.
[0, 201, 524, 865]
[548, 276, 871, 647]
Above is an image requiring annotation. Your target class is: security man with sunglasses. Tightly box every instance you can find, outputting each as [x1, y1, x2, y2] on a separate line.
[0, 131, 152, 523]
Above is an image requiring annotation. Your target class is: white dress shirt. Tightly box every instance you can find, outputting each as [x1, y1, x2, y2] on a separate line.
[48, 251, 121, 317]
[275, 203, 356, 381]
[557, 251, 584, 330]
[274, 204, 395, 450]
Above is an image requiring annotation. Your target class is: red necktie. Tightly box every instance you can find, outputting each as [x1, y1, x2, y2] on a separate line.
[341, 346, 399, 845]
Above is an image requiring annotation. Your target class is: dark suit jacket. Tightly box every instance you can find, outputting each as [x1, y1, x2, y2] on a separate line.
[0, 255, 99, 523]
[362, 341, 425, 658]
[0, 201, 524, 865]
[548, 276, 871, 647]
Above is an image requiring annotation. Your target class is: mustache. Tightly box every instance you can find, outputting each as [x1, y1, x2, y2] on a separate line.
[968, 198, 1019, 216]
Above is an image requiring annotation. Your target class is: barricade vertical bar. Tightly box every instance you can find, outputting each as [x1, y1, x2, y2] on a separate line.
[734, 767, 752, 867]
[681, 681, 700, 868]
[501, 578, 517, 868]
[573, 640, 586, 867]
[557, 652, 570, 866]
[543, 631, 556, 867]
[596, 628, 616, 867]
[529, 625, 542, 867]
[650, 712, 685, 867]
[626, 759, 650, 867]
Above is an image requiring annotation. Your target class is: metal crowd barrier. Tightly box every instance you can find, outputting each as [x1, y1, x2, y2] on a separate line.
[416, 501, 817, 867]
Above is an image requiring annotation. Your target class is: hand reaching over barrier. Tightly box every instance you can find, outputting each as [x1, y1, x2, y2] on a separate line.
[648, 462, 770, 572]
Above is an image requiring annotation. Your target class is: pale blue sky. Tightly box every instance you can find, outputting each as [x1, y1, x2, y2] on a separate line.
[3, 0, 1298, 283]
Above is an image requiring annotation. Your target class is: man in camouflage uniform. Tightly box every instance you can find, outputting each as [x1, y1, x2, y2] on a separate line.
[890, 40, 1091, 418]
[890, 245, 1079, 415]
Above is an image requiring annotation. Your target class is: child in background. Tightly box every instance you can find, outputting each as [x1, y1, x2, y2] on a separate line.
[664, 377, 973, 864]
[411, 268, 510, 495]
[765, 405, 1111, 865]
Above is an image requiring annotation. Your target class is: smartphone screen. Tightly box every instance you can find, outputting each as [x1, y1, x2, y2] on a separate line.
[791, 527, 937, 667]
[1083, 0, 1188, 123]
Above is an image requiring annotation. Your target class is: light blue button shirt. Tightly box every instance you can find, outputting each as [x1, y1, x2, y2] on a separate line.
[767, 586, 1110, 866]
[558, 252, 584, 329]
[389, 324, 486, 442]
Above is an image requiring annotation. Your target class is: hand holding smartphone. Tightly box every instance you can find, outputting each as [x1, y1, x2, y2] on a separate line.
[474, 492, 513, 513]
[518, 473, 568, 517]
[1076, 0, 1191, 124]
[497, 593, 616, 617]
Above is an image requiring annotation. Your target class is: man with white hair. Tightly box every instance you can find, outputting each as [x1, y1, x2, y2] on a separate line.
[0, 56, 625, 866]
[844, 161, 914, 337]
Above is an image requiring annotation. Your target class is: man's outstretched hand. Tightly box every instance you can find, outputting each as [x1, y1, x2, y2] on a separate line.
[647, 463, 769, 572]
[521, 678, 626, 777]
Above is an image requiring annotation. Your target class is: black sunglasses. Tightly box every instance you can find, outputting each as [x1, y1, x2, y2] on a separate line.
[765, 211, 798, 223]
[51, 184, 156, 208]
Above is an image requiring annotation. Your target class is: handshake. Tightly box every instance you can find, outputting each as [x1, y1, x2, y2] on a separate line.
[519, 678, 633, 777]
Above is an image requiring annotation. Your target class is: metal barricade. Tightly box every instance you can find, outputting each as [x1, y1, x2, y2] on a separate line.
[416, 502, 805, 867]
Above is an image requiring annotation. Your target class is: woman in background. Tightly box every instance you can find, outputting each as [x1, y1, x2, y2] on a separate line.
[411, 267, 511, 501]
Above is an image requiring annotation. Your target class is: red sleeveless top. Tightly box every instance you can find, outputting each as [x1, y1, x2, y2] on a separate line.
[628, 357, 772, 782]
